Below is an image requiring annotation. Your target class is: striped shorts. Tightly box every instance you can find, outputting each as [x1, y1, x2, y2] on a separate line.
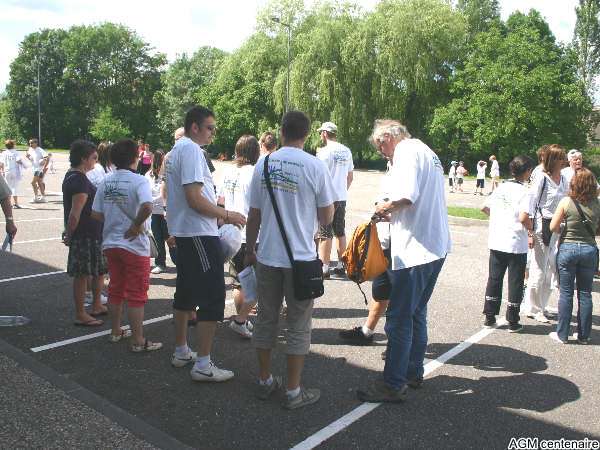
[173, 236, 225, 321]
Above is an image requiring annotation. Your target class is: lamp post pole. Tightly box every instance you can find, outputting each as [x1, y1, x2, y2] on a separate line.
[37, 57, 41, 146]
[271, 16, 291, 113]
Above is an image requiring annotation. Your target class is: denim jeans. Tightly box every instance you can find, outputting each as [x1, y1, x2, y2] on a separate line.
[384, 258, 445, 390]
[151, 214, 177, 267]
[556, 242, 597, 341]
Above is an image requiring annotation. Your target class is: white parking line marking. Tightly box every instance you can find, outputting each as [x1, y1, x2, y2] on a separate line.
[1, 217, 63, 224]
[289, 320, 507, 450]
[14, 237, 62, 244]
[30, 300, 236, 353]
[0, 270, 66, 284]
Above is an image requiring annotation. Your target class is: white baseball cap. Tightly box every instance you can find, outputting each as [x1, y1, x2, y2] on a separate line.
[317, 122, 338, 133]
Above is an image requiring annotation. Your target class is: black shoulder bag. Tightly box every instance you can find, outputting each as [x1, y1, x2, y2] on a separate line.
[263, 155, 324, 301]
[534, 176, 552, 246]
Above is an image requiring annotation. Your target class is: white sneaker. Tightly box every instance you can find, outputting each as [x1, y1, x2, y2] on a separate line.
[229, 320, 253, 338]
[151, 266, 165, 274]
[549, 331, 567, 344]
[84, 292, 108, 306]
[38, 196, 47, 203]
[246, 320, 254, 332]
[190, 362, 234, 382]
[171, 350, 198, 368]
[29, 197, 40, 203]
[534, 312, 550, 323]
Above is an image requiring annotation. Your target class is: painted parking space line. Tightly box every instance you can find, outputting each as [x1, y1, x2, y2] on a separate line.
[290, 320, 507, 450]
[1, 217, 63, 225]
[30, 300, 235, 353]
[0, 270, 66, 284]
[14, 237, 62, 244]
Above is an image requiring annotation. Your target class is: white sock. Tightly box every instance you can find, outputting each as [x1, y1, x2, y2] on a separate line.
[286, 386, 301, 399]
[193, 355, 210, 371]
[175, 345, 189, 357]
[259, 375, 273, 386]
[322, 264, 329, 273]
[362, 325, 374, 337]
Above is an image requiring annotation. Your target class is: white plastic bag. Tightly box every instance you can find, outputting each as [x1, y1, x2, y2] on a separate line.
[238, 266, 258, 303]
[219, 224, 242, 260]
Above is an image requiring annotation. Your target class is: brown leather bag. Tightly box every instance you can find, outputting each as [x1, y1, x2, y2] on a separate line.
[341, 221, 389, 303]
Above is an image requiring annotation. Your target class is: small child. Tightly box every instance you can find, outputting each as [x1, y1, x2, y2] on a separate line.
[455, 161, 468, 192]
[47, 153, 56, 174]
[480, 155, 534, 332]
[448, 161, 457, 193]
[475, 160, 487, 195]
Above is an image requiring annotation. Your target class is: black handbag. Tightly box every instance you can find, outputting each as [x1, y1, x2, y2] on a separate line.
[541, 218, 552, 246]
[263, 155, 324, 301]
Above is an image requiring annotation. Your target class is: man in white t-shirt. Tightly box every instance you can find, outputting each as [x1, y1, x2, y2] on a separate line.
[245, 111, 334, 409]
[0, 140, 25, 208]
[26, 138, 49, 203]
[357, 120, 451, 403]
[165, 106, 245, 383]
[561, 149, 582, 184]
[316, 121, 354, 278]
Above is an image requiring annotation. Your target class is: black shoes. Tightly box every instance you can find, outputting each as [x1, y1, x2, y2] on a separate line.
[339, 327, 373, 345]
[483, 315, 496, 328]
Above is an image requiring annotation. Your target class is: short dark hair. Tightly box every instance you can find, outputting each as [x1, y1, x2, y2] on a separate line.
[509, 155, 534, 178]
[184, 106, 215, 133]
[111, 139, 139, 169]
[259, 131, 277, 151]
[69, 140, 97, 167]
[151, 150, 165, 178]
[5, 139, 15, 149]
[235, 135, 260, 167]
[281, 111, 310, 142]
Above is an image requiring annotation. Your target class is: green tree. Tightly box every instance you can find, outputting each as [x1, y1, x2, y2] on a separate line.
[154, 47, 227, 147]
[429, 10, 591, 165]
[457, 0, 501, 37]
[89, 107, 131, 142]
[0, 93, 22, 143]
[574, 0, 600, 96]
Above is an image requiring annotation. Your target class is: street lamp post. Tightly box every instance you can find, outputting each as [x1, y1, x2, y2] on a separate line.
[271, 16, 291, 113]
[36, 57, 41, 146]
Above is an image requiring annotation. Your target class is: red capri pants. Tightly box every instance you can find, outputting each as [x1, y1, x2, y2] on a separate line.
[104, 248, 150, 308]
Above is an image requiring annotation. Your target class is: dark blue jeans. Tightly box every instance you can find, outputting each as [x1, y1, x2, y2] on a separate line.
[556, 242, 597, 341]
[384, 258, 445, 390]
[151, 214, 177, 267]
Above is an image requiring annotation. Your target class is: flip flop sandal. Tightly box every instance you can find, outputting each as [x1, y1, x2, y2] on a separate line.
[108, 329, 133, 343]
[131, 339, 163, 353]
[74, 318, 103, 327]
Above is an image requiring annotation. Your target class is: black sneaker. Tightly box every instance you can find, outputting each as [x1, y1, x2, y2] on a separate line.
[483, 315, 496, 328]
[357, 382, 408, 403]
[508, 322, 523, 333]
[407, 378, 423, 389]
[330, 267, 347, 280]
[322, 270, 331, 280]
[339, 327, 373, 345]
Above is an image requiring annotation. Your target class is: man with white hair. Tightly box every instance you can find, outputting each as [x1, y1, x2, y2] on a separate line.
[561, 149, 582, 184]
[357, 120, 451, 403]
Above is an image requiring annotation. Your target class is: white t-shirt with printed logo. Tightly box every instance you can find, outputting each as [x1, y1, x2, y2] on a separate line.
[218, 164, 254, 243]
[389, 138, 451, 270]
[92, 169, 153, 257]
[165, 136, 218, 237]
[484, 180, 530, 254]
[317, 141, 354, 202]
[1, 149, 24, 178]
[248, 147, 334, 268]
[27, 147, 47, 172]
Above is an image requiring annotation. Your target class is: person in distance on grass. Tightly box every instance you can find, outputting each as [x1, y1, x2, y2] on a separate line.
[489, 155, 500, 193]
[91, 139, 162, 351]
[166, 106, 245, 381]
[217, 135, 260, 339]
[245, 110, 334, 409]
[26, 138, 49, 203]
[0, 174, 18, 241]
[316, 121, 354, 279]
[474, 160, 487, 195]
[448, 160, 457, 193]
[455, 161, 467, 192]
[62, 140, 107, 326]
[481, 156, 534, 333]
[357, 120, 450, 403]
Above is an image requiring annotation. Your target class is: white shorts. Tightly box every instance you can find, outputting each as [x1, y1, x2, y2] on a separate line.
[4, 172, 21, 196]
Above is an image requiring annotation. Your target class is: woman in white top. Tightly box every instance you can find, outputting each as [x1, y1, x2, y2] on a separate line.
[217, 135, 260, 339]
[0, 140, 25, 208]
[522, 145, 568, 323]
[87, 141, 114, 188]
[489, 155, 500, 193]
[448, 161, 457, 193]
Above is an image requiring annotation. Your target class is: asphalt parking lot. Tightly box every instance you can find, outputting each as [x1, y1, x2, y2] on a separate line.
[1, 153, 599, 449]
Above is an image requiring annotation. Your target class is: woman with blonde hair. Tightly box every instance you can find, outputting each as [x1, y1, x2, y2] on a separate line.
[549, 168, 600, 344]
[522, 144, 568, 323]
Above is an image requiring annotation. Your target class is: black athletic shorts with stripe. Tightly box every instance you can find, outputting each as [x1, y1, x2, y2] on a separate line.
[173, 236, 225, 321]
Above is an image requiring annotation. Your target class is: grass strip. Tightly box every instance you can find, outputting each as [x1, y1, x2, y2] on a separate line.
[447, 206, 488, 221]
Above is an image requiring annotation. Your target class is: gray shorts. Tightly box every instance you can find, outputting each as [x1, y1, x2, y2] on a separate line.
[252, 262, 314, 355]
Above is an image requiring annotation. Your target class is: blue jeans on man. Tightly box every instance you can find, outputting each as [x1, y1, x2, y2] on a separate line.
[556, 242, 597, 342]
[384, 257, 445, 390]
